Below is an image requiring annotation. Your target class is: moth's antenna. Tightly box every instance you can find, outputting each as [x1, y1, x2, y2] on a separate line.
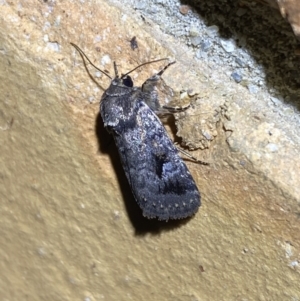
[156, 61, 176, 76]
[121, 58, 172, 79]
[70, 43, 112, 79]
[113, 61, 119, 78]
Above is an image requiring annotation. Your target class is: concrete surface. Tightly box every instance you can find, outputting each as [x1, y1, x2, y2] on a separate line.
[0, 1, 299, 300]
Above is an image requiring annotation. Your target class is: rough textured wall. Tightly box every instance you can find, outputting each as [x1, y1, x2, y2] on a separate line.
[0, 1, 299, 301]
[276, 0, 300, 39]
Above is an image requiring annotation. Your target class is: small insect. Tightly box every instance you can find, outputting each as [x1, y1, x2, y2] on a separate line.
[71, 43, 201, 221]
[130, 36, 138, 50]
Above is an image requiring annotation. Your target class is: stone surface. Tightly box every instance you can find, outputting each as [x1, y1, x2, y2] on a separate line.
[254, 0, 300, 39]
[0, 1, 300, 301]
[273, 0, 300, 39]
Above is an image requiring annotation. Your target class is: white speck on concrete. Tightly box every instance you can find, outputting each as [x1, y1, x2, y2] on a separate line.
[54, 15, 61, 26]
[93, 87, 100, 94]
[270, 96, 284, 106]
[101, 54, 111, 66]
[43, 34, 49, 43]
[95, 71, 102, 78]
[206, 25, 219, 37]
[94, 35, 102, 43]
[46, 41, 61, 52]
[221, 39, 236, 52]
[266, 143, 279, 152]
[43, 21, 51, 31]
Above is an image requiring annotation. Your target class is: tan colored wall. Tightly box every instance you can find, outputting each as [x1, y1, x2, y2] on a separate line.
[0, 1, 299, 300]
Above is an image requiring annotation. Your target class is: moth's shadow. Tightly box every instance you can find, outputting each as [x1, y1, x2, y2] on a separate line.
[95, 113, 192, 235]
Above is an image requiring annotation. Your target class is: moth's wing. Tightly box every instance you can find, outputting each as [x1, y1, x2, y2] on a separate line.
[112, 100, 201, 221]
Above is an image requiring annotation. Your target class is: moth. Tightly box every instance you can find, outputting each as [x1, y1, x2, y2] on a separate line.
[71, 43, 201, 221]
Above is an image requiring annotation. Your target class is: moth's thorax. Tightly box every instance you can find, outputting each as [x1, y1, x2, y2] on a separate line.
[100, 77, 141, 128]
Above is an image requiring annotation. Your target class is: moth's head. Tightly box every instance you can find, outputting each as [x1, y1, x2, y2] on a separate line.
[113, 59, 174, 89]
[121, 75, 133, 87]
[111, 74, 134, 88]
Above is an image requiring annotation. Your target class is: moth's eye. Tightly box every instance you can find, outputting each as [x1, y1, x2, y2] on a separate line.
[122, 75, 133, 87]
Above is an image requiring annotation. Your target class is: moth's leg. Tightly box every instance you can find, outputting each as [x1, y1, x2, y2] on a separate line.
[174, 143, 209, 165]
[142, 62, 207, 165]
[141, 62, 176, 115]
[141, 62, 175, 93]
[162, 103, 190, 113]
[141, 62, 193, 116]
